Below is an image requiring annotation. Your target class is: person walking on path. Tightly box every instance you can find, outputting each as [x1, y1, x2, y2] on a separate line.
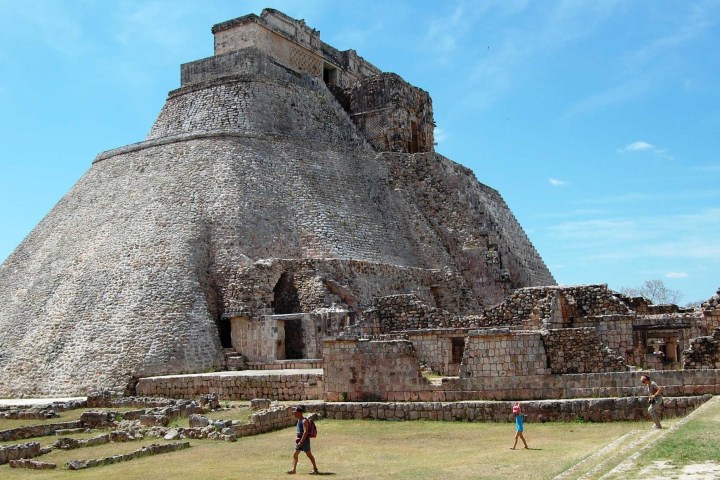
[641, 374, 664, 429]
[510, 402, 529, 450]
[288, 406, 319, 475]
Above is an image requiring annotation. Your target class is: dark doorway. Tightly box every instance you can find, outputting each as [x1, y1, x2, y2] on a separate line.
[272, 272, 300, 314]
[217, 318, 232, 348]
[323, 64, 337, 85]
[451, 337, 465, 364]
[284, 320, 305, 359]
[410, 120, 419, 153]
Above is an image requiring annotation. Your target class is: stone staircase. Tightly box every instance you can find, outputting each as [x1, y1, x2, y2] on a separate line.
[222, 349, 323, 371]
[222, 348, 247, 371]
[246, 359, 323, 370]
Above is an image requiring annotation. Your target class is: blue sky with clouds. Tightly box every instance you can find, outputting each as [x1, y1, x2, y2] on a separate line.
[1, 0, 718, 304]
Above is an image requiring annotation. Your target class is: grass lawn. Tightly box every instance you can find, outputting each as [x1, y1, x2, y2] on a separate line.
[603, 396, 720, 479]
[1, 415, 651, 480]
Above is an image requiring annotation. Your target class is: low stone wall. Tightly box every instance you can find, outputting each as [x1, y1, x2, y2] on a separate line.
[319, 395, 710, 422]
[136, 372, 322, 400]
[0, 421, 84, 442]
[65, 442, 190, 470]
[0, 442, 44, 465]
[231, 405, 296, 437]
[8, 458, 56, 469]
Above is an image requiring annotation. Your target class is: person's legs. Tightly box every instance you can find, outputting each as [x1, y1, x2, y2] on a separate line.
[518, 431, 528, 448]
[511, 431, 520, 449]
[648, 403, 662, 428]
[288, 449, 300, 474]
[305, 450, 318, 473]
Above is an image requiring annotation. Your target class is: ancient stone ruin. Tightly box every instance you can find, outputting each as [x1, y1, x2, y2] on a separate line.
[0, 9, 718, 401]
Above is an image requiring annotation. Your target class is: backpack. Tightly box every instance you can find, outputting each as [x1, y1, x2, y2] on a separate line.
[305, 418, 317, 438]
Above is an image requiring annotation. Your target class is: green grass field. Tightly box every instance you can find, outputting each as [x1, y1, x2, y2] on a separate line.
[1, 399, 718, 480]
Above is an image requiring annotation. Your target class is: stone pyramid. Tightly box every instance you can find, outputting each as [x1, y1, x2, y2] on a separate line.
[0, 9, 554, 397]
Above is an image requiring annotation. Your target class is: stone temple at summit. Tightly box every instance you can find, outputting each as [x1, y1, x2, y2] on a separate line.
[0, 9, 560, 397]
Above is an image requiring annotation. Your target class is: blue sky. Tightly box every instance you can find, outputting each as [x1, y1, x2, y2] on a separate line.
[1, 0, 718, 304]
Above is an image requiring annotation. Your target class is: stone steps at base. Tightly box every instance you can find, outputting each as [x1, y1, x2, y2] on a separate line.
[246, 359, 323, 370]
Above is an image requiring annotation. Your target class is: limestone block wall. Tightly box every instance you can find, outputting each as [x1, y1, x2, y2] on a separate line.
[180, 46, 320, 87]
[441, 369, 720, 401]
[407, 330, 469, 376]
[229, 316, 280, 362]
[135, 372, 322, 401]
[322, 338, 430, 402]
[319, 396, 710, 423]
[460, 329, 550, 378]
[542, 328, 627, 374]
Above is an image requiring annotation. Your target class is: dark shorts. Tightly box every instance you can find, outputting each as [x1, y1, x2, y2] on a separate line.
[296, 437, 311, 452]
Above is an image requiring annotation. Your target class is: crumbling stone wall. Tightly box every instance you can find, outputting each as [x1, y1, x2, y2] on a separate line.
[683, 328, 720, 369]
[573, 315, 634, 363]
[702, 288, 720, 331]
[481, 285, 631, 328]
[374, 294, 454, 332]
[385, 153, 555, 307]
[542, 328, 627, 374]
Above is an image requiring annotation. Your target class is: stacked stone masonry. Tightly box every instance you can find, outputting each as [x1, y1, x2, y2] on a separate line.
[319, 396, 710, 423]
[135, 373, 322, 401]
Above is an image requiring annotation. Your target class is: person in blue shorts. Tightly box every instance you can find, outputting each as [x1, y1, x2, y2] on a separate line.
[510, 402, 529, 450]
[288, 406, 319, 474]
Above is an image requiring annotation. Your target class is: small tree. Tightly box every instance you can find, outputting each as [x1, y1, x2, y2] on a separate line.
[619, 279, 683, 305]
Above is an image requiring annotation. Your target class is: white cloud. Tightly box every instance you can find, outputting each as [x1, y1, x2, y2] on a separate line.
[548, 178, 567, 187]
[622, 141, 654, 152]
[618, 141, 672, 159]
[666, 272, 689, 279]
